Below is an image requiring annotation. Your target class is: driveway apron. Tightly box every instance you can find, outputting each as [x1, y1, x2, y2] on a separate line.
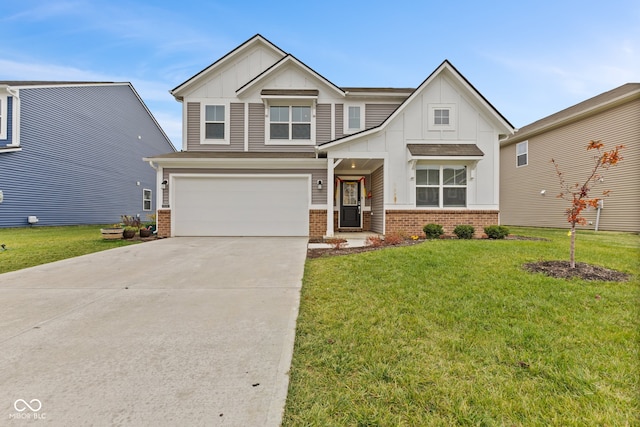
[0, 237, 307, 426]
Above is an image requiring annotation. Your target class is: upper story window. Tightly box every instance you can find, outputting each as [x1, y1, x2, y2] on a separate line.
[344, 105, 364, 133]
[516, 141, 528, 167]
[416, 165, 467, 208]
[269, 105, 311, 141]
[428, 104, 456, 131]
[205, 105, 225, 140]
[0, 96, 6, 140]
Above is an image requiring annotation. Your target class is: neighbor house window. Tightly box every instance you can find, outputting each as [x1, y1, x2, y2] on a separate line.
[516, 141, 528, 167]
[0, 97, 5, 140]
[143, 189, 152, 211]
[416, 165, 467, 207]
[270, 106, 311, 140]
[205, 105, 225, 140]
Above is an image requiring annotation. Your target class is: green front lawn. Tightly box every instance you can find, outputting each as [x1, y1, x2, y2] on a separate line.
[283, 227, 639, 426]
[0, 225, 141, 274]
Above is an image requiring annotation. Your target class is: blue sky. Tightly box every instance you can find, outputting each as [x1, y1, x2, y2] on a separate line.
[2, 0, 639, 146]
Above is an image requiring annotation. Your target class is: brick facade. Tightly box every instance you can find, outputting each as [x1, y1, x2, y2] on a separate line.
[309, 209, 326, 238]
[385, 210, 499, 238]
[157, 209, 171, 238]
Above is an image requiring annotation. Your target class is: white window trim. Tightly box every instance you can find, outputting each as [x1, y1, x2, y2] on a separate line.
[143, 188, 152, 211]
[264, 100, 316, 145]
[200, 102, 230, 145]
[516, 141, 528, 167]
[343, 103, 365, 134]
[427, 104, 456, 131]
[0, 94, 7, 141]
[415, 164, 468, 208]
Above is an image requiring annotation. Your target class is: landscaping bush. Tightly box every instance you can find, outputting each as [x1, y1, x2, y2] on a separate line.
[383, 232, 404, 245]
[453, 224, 475, 239]
[423, 223, 444, 239]
[484, 225, 509, 239]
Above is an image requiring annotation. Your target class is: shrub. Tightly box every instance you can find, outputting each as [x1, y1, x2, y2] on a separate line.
[384, 232, 404, 245]
[423, 223, 444, 239]
[484, 225, 509, 239]
[453, 224, 475, 239]
[325, 238, 347, 250]
[365, 235, 384, 248]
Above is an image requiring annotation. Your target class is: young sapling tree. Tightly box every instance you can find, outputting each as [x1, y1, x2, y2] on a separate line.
[551, 140, 624, 268]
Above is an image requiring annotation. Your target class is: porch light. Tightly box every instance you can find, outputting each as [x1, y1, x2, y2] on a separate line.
[317, 179, 323, 190]
[351, 162, 356, 169]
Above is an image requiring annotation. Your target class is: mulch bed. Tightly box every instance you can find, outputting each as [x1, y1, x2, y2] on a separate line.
[523, 261, 630, 282]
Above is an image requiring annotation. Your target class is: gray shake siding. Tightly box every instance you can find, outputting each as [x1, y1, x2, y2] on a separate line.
[0, 84, 174, 227]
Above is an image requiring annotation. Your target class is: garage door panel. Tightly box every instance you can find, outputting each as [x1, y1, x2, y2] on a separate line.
[173, 176, 309, 236]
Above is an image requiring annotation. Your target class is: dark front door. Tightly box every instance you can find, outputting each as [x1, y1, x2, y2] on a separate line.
[340, 180, 361, 228]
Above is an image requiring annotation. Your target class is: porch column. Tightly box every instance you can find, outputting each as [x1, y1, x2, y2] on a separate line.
[326, 158, 335, 237]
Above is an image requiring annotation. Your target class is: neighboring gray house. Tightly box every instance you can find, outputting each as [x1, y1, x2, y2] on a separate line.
[500, 83, 639, 232]
[146, 35, 513, 238]
[0, 82, 175, 227]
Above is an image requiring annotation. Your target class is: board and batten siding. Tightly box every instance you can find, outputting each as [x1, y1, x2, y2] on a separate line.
[500, 98, 639, 232]
[365, 104, 400, 128]
[0, 85, 174, 227]
[371, 165, 384, 233]
[163, 168, 327, 206]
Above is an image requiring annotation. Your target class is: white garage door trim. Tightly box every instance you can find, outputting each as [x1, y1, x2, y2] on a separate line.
[170, 174, 311, 237]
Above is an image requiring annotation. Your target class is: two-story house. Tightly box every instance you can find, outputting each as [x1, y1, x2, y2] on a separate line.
[146, 35, 514, 238]
[0, 82, 175, 227]
[500, 83, 639, 232]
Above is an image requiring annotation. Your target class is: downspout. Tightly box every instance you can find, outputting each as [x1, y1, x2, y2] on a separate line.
[595, 199, 603, 231]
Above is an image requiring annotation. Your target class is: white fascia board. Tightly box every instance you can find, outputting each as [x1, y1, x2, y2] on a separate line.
[327, 151, 389, 160]
[409, 156, 484, 162]
[144, 157, 327, 170]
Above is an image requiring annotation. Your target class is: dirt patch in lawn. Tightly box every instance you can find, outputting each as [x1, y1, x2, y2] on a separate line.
[307, 239, 424, 259]
[523, 261, 630, 282]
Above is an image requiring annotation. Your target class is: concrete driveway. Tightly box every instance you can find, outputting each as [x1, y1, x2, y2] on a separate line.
[0, 237, 307, 426]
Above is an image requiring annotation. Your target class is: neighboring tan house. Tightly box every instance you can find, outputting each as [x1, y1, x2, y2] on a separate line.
[0, 82, 175, 227]
[500, 83, 640, 232]
[146, 34, 514, 238]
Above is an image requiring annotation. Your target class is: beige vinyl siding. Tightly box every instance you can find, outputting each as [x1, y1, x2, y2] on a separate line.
[316, 104, 331, 144]
[365, 104, 400, 128]
[335, 104, 344, 139]
[500, 98, 639, 232]
[248, 102, 314, 152]
[371, 165, 384, 233]
[164, 168, 327, 205]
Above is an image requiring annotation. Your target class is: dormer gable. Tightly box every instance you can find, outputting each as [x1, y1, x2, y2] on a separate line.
[171, 34, 286, 100]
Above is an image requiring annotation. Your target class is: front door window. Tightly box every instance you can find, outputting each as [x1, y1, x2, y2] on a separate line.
[343, 182, 359, 206]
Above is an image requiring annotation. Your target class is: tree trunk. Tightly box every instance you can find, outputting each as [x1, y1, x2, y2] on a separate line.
[570, 224, 576, 268]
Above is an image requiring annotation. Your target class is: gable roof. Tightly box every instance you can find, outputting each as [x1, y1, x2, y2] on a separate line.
[318, 60, 514, 151]
[235, 53, 345, 98]
[170, 34, 286, 100]
[501, 83, 640, 146]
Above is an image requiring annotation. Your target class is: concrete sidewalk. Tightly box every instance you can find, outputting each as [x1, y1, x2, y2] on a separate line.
[0, 237, 307, 426]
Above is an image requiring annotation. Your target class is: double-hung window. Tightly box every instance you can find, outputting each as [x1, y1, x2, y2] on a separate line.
[516, 141, 528, 167]
[143, 189, 152, 211]
[270, 106, 311, 140]
[205, 105, 225, 140]
[416, 165, 467, 207]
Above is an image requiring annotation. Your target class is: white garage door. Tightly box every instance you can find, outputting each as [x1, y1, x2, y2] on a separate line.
[172, 175, 309, 236]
